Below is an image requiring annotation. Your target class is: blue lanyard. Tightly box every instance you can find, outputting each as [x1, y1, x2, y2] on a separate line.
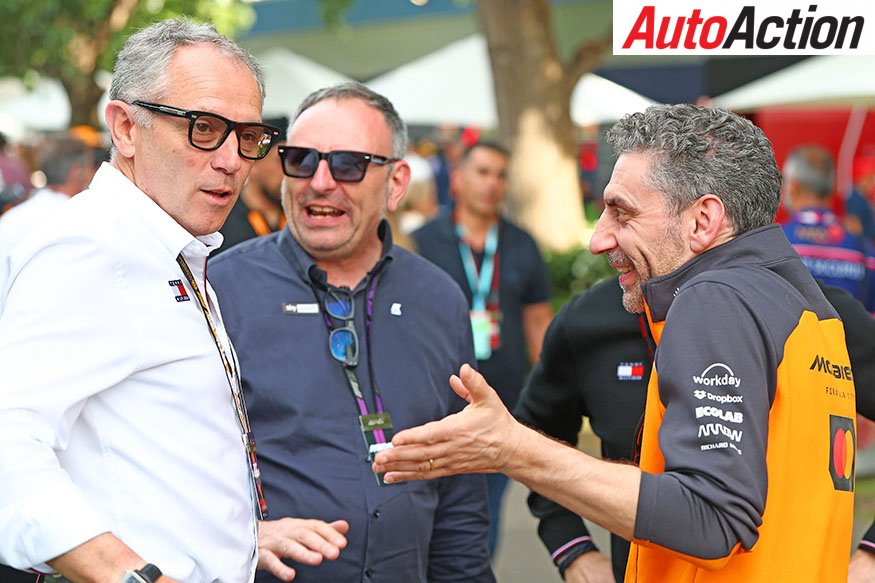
[456, 222, 499, 312]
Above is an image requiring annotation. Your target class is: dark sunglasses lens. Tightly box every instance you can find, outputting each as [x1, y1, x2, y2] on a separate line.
[330, 151, 369, 182]
[282, 147, 319, 177]
[330, 328, 357, 363]
[237, 125, 274, 159]
[325, 292, 353, 318]
[190, 114, 229, 149]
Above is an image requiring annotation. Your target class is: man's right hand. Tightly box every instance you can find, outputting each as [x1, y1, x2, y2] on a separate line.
[256, 517, 349, 581]
[563, 550, 616, 583]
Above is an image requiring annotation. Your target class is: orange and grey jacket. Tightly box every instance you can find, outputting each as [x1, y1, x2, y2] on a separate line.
[626, 224, 855, 582]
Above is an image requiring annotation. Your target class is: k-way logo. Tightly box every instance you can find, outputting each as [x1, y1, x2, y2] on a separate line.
[693, 363, 742, 389]
[614, 1, 875, 55]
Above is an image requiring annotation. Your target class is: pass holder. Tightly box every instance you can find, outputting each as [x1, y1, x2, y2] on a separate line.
[360, 412, 401, 486]
[470, 309, 493, 360]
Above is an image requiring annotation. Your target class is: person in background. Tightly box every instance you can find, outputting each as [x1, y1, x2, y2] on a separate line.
[845, 155, 875, 245]
[217, 116, 288, 254]
[412, 140, 553, 557]
[0, 131, 98, 287]
[0, 131, 33, 213]
[208, 82, 494, 583]
[782, 144, 875, 312]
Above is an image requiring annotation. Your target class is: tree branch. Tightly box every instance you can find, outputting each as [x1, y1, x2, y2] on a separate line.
[562, 27, 612, 95]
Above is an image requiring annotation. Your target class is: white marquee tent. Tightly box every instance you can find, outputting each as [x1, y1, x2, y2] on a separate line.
[367, 34, 656, 128]
[713, 56, 875, 111]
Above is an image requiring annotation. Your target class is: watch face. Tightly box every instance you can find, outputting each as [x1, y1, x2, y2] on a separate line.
[119, 573, 148, 583]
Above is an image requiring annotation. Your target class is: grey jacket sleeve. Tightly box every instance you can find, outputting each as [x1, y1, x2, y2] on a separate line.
[634, 280, 771, 559]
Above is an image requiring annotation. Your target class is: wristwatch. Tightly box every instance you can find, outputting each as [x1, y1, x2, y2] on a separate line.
[118, 564, 162, 583]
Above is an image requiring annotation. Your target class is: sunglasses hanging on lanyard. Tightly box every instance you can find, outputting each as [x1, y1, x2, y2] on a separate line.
[309, 270, 399, 486]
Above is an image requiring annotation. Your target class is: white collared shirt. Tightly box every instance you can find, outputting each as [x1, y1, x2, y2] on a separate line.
[0, 163, 257, 582]
[0, 188, 73, 288]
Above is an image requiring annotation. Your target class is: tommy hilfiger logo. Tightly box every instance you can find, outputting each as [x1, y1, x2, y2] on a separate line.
[617, 362, 646, 381]
[169, 279, 190, 302]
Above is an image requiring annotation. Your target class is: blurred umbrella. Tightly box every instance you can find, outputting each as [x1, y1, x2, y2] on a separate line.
[713, 56, 875, 111]
[256, 48, 355, 119]
[367, 34, 655, 128]
[0, 77, 70, 137]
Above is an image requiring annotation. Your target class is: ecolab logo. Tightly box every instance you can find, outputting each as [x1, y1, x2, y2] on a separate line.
[614, 1, 875, 55]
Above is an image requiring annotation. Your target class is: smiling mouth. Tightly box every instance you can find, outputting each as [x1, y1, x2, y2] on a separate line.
[307, 205, 344, 220]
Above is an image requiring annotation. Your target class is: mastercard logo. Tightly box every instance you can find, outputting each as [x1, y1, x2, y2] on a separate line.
[830, 415, 855, 492]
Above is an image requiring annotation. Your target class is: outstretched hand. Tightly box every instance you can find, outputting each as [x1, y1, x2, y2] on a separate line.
[372, 364, 520, 482]
[257, 517, 349, 581]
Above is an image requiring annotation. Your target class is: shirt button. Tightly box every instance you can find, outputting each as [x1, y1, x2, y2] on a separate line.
[365, 568, 375, 578]
[372, 509, 380, 518]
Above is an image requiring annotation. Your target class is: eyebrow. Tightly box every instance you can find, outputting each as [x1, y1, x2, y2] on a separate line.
[603, 193, 635, 213]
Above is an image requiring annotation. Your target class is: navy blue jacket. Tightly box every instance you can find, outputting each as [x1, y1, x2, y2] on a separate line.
[209, 222, 493, 583]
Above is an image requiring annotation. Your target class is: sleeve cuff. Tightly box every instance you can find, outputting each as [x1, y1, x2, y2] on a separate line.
[554, 539, 598, 578]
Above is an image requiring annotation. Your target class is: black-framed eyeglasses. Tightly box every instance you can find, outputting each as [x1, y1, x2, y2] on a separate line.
[132, 100, 281, 160]
[324, 286, 359, 367]
[278, 145, 400, 183]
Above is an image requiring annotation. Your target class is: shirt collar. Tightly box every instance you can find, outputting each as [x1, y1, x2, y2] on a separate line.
[278, 218, 396, 289]
[91, 162, 224, 260]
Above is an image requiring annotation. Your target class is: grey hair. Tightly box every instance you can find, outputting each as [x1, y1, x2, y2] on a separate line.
[783, 144, 834, 200]
[292, 82, 408, 159]
[606, 104, 782, 235]
[109, 18, 265, 129]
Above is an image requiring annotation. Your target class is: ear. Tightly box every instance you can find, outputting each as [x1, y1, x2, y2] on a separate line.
[386, 160, 411, 213]
[685, 194, 728, 254]
[104, 100, 138, 159]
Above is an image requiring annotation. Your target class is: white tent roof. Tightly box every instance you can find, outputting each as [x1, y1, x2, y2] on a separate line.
[256, 48, 355, 120]
[713, 56, 875, 111]
[367, 34, 655, 128]
[0, 77, 71, 139]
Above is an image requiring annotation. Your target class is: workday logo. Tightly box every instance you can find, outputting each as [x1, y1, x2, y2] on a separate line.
[693, 363, 742, 389]
[614, 1, 875, 55]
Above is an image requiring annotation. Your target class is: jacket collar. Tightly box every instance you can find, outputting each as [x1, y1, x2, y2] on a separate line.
[642, 223, 795, 323]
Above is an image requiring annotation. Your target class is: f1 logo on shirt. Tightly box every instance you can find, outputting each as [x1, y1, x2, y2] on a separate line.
[830, 415, 855, 492]
[169, 279, 190, 303]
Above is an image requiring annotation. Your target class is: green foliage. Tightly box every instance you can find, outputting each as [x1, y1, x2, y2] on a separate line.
[0, 0, 255, 86]
[544, 244, 615, 312]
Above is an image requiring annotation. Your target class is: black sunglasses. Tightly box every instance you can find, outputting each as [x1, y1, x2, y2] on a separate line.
[324, 287, 359, 367]
[278, 145, 400, 183]
[132, 100, 281, 160]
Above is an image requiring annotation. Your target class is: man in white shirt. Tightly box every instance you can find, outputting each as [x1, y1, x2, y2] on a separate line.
[0, 132, 97, 287]
[0, 18, 346, 583]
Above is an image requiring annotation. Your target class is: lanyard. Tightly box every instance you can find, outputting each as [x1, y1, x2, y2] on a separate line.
[176, 254, 269, 519]
[309, 269, 388, 442]
[455, 221, 500, 312]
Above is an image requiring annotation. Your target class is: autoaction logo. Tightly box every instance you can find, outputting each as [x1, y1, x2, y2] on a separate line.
[830, 415, 855, 491]
[614, 1, 875, 55]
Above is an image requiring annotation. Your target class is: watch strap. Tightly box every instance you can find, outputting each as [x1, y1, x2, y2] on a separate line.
[136, 564, 162, 583]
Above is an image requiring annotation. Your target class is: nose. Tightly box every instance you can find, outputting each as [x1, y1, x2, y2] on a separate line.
[210, 131, 244, 174]
[588, 208, 615, 256]
[309, 158, 338, 192]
